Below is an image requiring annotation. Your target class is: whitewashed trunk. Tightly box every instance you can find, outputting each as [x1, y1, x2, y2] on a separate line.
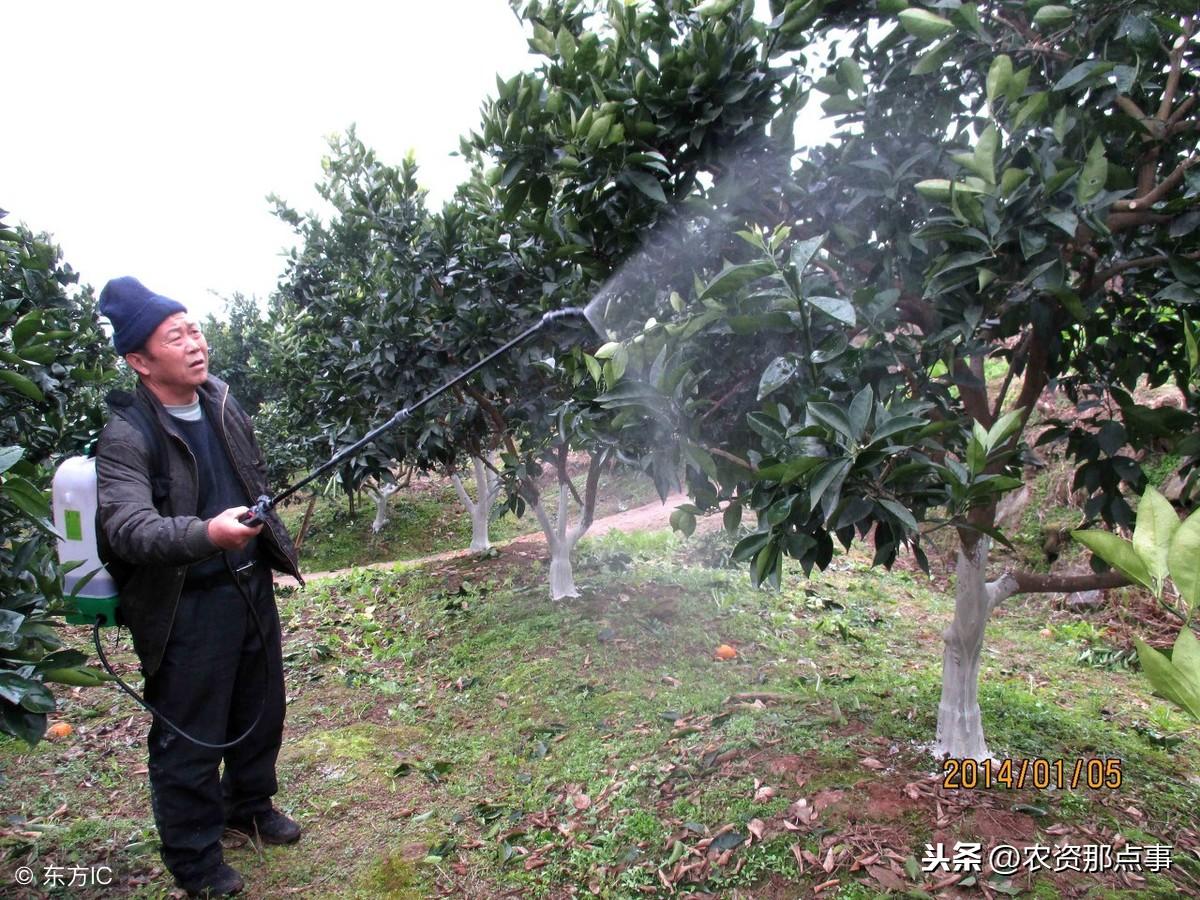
[529, 481, 592, 601]
[370, 482, 399, 534]
[451, 455, 501, 553]
[935, 540, 996, 761]
[549, 546, 578, 600]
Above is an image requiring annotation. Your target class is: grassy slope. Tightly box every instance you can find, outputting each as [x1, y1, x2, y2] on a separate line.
[3, 526, 1199, 898]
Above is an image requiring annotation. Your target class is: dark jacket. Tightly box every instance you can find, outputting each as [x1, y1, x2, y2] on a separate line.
[95, 376, 302, 675]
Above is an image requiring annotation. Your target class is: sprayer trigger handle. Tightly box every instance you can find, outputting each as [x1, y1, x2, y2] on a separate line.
[238, 496, 271, 527]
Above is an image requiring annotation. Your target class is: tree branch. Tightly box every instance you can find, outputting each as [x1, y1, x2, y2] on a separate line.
[555, 441, 584, 507]
[1105, 211, 1175, 233]
[1112, 154, 1200, 212]
[991, 332, 1031, 421]
[954, 357, 992, 426]
[703, 444, 756, 471]
[1116, 95, 1162, 138]
[1156, 16, 1194, 123]
[1008, 569, 1131, 595]
[1167, 94, 1196, 127]
[700, 375, 752, 424]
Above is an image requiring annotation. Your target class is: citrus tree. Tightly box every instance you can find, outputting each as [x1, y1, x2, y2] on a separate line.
[1, 213, 118, 745]
[599, 0, 1199, 759]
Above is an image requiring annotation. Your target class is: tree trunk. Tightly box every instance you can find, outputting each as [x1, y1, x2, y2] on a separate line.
[934, 539, 994, 761]
[525, 450, 607, 601]
[451, 454, 500, 552]
[294, 492, 319, 553]
[370, 482, 399, 534]
[549, 542, 578, 599]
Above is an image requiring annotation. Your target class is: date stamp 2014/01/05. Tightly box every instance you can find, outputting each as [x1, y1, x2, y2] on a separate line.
[942, 757, 1123, 791]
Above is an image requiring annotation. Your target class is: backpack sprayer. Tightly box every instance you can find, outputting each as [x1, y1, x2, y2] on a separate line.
[51, 307, 588, 745]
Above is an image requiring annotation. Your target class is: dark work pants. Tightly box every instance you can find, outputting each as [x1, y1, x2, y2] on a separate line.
[144, 564, 284, 884]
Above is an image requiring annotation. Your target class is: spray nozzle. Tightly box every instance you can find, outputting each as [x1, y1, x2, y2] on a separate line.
[540, 307, 588, 325]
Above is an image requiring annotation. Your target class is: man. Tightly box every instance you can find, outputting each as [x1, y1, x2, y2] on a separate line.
[95, 276, 303, 897]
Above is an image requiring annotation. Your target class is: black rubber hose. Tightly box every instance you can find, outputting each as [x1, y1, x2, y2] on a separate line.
[91, 554, 270, 750]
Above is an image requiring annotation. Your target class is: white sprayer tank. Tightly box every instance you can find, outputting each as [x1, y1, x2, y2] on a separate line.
[51, 456, 118, 602]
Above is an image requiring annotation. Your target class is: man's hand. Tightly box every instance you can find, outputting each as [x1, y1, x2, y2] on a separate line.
[208, 506, 263, 550]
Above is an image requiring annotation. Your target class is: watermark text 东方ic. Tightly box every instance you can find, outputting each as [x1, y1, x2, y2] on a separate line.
[13, 864, 114, 889]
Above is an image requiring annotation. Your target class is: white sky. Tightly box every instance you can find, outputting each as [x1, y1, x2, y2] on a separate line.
[5, 1, 829, 323]
[3, 1, 534, 320]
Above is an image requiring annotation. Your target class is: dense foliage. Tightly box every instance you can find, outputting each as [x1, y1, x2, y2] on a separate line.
[0, 213, 119, 745]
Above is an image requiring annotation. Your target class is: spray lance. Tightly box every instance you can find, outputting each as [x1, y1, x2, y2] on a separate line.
[236, 306, 589, 526]
[52, 307, 589, 746]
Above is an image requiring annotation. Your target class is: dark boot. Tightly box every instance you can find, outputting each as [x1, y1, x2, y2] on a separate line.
[226, 807, 302, 845]
[177, 862, 244, 898]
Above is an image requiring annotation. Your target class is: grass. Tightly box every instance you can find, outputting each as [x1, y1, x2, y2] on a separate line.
[4, 523, 1199, 897]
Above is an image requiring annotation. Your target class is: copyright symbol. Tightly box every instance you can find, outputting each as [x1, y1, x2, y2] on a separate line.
[14, 866, 35, 886]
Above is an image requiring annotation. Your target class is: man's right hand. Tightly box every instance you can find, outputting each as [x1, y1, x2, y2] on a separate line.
[208, 506, 264, 550]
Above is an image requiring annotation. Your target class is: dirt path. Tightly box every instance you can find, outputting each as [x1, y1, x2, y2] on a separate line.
[274, 492, 716, 588]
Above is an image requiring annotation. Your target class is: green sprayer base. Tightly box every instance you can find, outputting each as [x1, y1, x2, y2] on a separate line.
[66, 595, 120, 627]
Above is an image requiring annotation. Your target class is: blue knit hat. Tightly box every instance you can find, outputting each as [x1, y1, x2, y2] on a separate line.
[99, 276, 188, 355]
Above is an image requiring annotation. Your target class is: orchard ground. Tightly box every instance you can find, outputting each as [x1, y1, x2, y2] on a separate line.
[3, 472, 1200, 898]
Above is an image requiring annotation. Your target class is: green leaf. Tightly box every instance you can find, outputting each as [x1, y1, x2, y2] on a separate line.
[767, 494, 798, 526]
[911, 38, 956, 76]
[594, 342, 622, 360]
[556, 27, 576, 65]
[985, 408, 1024, 449]
[1077, 138, 1107, 204]
[723, 503, 743, 532]
[731, 531, 771, 563]
[847, 387, 873, 442]
[1071, 530, 1152, 590]
[2, 475, 52, 523]
[1172, 629, 1200, 714]
[0, 369, 45, 402]
[837, 58, 865, 94]
[867, 415, 927, 446]
[789, 235, 825, 281]
[1032, 5, 1072, 28]
[757, 356, 797, 401]
[806, 402, 854, 442]
[0, 446, 23, 475]
[700, 261, 775, 300]
[755, 457, 823, 484]
[806, 296, 856, 326]
[898, 8, 955, 42]
[914, 178, 990, 202]
[879, 498, 918, 533]
[1132, 486, 1178, 595]
[1000, 167, 1031, 197]
[1012, 91, 1048, 130]
[1167, 509, 1200, 615]
[974, 125, 999, 185]
[623, 170, 667, 204]
[1054, 60, 1114, 92]
[986, 54, 1013, 105]
[1135, 638, 1200, 721]
[11, 311, 43, 348]
[810, 458, 852, 513]
[1044, 209, 1079, 237]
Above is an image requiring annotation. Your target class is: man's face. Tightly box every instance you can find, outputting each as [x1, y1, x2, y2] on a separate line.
[127, 312, 209, 400]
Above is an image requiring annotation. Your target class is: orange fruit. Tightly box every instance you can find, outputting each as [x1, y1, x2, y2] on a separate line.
[47, 722, 73, 740]
[714, 644, 738, 660]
